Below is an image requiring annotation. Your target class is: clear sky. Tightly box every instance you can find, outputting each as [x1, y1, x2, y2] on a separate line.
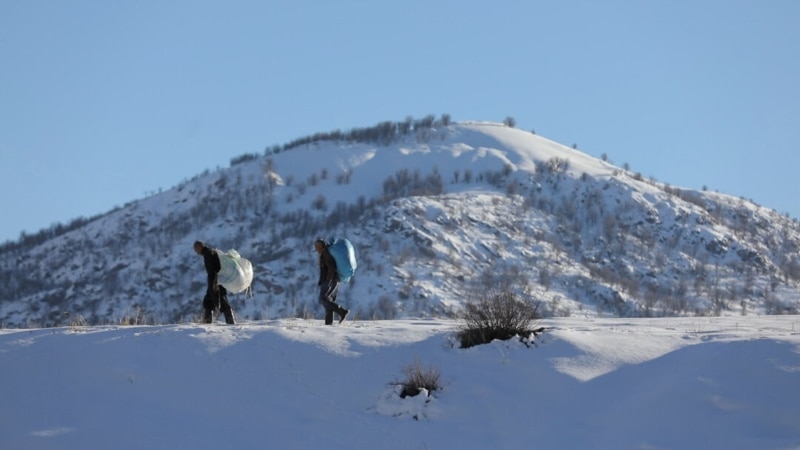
[1, 0, 798, 244]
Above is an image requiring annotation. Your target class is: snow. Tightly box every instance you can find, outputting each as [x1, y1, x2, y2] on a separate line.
[3, 121, 799, 327]
[2, 316, 800, 449]
[3, 123, 800, 448]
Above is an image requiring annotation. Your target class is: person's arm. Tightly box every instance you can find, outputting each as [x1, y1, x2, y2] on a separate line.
[322, 251, 338, 283]
[203, 248, 220, 294]
[318, 255, 327, 285]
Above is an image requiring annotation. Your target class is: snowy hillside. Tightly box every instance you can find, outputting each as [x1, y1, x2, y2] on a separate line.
[1, 119, 800, 327]
[2, 316, 799, 449]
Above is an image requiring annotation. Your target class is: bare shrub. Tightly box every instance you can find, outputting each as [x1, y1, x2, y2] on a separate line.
[70, 315, 88, 328]
[312, 194, 328, 211]
[370, 295, 397, 319]
[456, 288, 542, 348]
[392, 358, 441, 398]
[118, 307, 149, 326]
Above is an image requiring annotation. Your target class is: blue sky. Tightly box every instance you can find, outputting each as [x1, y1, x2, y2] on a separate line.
[1, 0, 798, 244]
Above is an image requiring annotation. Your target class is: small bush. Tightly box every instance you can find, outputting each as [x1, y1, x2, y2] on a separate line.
[456, 288, 542, 348]
[393, 358, 441, 398]
[118, 307, 149, 326]
[69, 314, 88, 328]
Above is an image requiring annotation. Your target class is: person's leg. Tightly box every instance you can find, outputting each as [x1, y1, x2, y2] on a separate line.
[318, 282, 340, 325]
[218, 286, 235, 324]
[327, 282, 348, 323]
[325, 283, 347, 323]
[202, 292, 217, 323]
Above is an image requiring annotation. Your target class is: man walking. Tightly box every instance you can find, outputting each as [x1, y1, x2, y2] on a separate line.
[194, 241, 235, 324]
[315, 239, 349, 325]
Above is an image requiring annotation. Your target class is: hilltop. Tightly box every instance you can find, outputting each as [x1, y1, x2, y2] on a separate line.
[1, 119, 799, 327]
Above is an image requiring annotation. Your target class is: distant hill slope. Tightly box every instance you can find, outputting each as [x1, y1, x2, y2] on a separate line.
[2, 120, 799, 328]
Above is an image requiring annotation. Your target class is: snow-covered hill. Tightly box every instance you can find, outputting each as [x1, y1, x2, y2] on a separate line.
[2, 316, 799, 449]
[2, 120, 800, 327]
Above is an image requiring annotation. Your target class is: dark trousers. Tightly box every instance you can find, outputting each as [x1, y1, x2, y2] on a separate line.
[203, 286, 234, 324]
[318, 281, 345, 325]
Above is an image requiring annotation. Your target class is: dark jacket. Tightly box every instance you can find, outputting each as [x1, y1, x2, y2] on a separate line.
[318, 246, 340, 286]
[200, 245, 221, 294]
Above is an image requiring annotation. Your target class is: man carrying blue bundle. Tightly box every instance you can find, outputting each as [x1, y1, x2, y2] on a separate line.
[314, 238, 350, 325]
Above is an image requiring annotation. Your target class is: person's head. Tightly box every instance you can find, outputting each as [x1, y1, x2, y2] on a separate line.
[193, 241, 205, 255]
[314, 239, 327, 254]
